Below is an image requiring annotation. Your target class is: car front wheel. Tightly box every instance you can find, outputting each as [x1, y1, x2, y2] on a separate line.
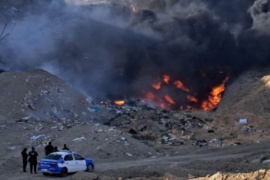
[60, 167, 68, 177]
[86, 164, 94, 172]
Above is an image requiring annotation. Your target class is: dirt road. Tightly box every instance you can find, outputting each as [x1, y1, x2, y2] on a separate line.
[1, 142, 270, 179]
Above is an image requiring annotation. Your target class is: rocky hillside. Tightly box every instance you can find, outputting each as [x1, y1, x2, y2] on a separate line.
[0, 69, 93, 122]
[214, 68, 270, 138]
[218, 68, 270, 116]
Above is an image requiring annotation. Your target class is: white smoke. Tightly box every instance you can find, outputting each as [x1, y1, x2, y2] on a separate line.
[249, 0, 270, 34]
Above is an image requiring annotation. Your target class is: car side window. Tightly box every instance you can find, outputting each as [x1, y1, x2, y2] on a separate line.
[64, 154, 73, 161]
[73, 154, 84, 160]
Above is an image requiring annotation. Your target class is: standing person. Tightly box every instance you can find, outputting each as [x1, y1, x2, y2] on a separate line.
[53, 146, 58, 152]
[21, 148, 28, 172]
[44, 142, 54, 156]
[28, 147, 38, 174]
[62, 144, 69, 150]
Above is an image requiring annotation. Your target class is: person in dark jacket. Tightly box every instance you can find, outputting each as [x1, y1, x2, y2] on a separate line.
[62, 144, 69, 150]
[53, 146, 58, 152]
[28, 147, 38, 174]
[21, 148, 28, 172]
[44, 142, 54, 156]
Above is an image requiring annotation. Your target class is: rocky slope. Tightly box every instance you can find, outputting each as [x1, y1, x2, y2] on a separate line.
[212, 68, 270, 145]
[0, 69, 93, 122]
[0, 68, 270, 180]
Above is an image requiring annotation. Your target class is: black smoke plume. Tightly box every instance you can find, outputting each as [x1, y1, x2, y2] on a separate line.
[0, 0, 269, 110]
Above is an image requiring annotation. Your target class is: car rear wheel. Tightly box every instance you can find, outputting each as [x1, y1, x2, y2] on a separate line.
[43, 172, 49, 176]
[86, 164, 94, 172]
[60, 167, 68, 177]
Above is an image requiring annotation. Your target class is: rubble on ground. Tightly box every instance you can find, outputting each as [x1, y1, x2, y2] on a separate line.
[191, 169, 270, 180]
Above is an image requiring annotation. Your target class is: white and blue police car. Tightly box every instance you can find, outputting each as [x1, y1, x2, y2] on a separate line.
[38, 150, 94, 177]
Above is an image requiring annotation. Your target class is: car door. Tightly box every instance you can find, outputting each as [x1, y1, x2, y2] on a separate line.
[73, 153, 86, 171]
[63, 154, 76, 172]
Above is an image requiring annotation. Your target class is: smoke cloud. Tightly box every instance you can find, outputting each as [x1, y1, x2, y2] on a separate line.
[0, 0, 269, 109]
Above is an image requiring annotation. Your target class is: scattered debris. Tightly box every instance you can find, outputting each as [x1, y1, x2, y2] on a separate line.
[195, 140, 208, 147]
[30, 135, 44, 140]
[239, 118, 248, 125]
[73, 137, 86, 142]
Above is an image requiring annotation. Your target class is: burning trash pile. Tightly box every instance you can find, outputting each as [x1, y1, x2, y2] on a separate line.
[0, 68, 221, 150]
[89, 98, 223, 149]
[0, 68, 216, 150]
[1, 0, 270, 113]
[142, 73, 229, 111]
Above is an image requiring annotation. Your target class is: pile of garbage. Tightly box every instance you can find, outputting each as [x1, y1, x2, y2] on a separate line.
[88, 99, 222, 149]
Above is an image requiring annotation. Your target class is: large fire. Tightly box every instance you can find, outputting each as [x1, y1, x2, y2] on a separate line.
[143, 73, 229, 111]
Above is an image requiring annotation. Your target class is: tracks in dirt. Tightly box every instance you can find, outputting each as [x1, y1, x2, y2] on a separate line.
[1, 143, 270, 179]
[96, 142, 270, 171]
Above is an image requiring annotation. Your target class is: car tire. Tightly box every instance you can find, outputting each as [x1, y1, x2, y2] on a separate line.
[43, 172, 49, 176]
[86, 164, 94, 172]
[60, 167, 68, 177]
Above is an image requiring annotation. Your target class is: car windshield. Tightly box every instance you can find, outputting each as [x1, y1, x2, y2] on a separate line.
[45, 154, 62, 160]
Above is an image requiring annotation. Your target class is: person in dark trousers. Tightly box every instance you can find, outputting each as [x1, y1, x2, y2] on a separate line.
[45, 142, 54, 156]
[62, 144, 69, 150]
[28, 147, 38, 174]
[21, 148, 28, 172]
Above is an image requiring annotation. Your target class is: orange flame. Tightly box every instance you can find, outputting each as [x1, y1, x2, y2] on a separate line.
[145, 72, 229, 111]
[152, 81, 161, 90]
[187, 95, 198, 103]
[174, 80, 189, 92]
[165, 95, 175, 105]
[114, 100, 125, 106]
[163, 74, 170, 84]
[144, 92, 168, 109]
[201, 77, 229, 111]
